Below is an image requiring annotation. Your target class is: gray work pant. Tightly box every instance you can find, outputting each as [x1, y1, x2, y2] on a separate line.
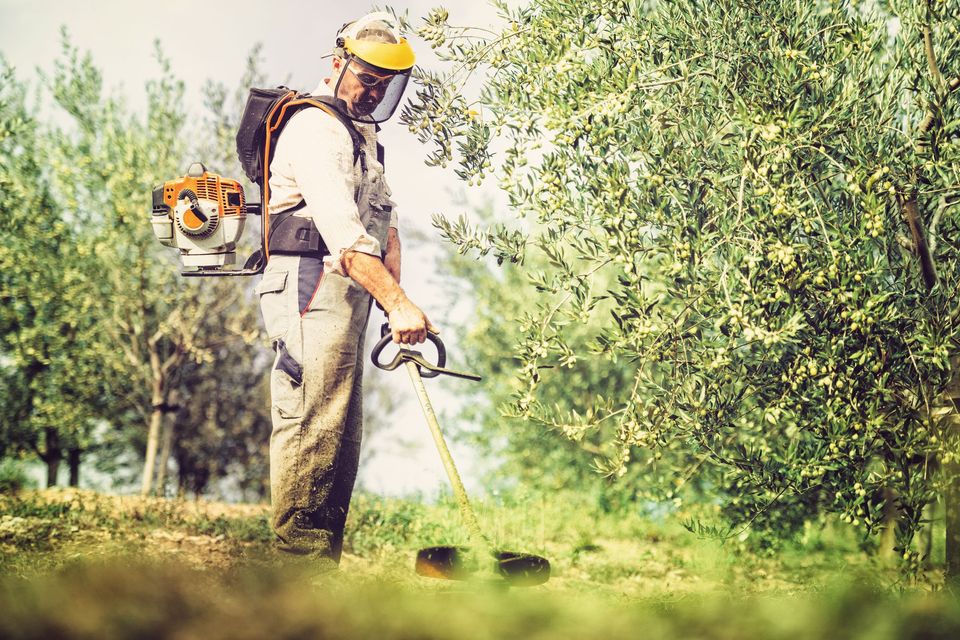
[255, 211, 389, 563]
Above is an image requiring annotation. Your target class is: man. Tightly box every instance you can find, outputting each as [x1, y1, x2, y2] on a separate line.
[255, 12, 434, 566]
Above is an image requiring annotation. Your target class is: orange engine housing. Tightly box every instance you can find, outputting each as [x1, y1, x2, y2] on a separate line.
[152, 168, 246, 220]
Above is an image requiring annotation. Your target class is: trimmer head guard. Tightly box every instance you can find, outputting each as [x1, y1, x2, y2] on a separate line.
[415, 545, 551, 587]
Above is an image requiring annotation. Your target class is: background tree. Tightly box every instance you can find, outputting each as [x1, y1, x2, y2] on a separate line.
[403, 0, 960, 574]
[0, 34, 275, 498]
[439, 202, 709, 514]
[0, 57, 111, 487]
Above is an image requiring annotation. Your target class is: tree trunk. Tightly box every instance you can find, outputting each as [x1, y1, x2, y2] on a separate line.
[142, 330, 180, 497]
[920, 502, 935, 570]
[141, 370, 166, 497]
[879, 486, 898, 561]
[68, 448, 81, 487]
[897, 192, 956, 579]
[155, 419, 176, 497]
[44, 427, 61, 488]
[46, 458, 60, 488]
[141, 404, 163, 497]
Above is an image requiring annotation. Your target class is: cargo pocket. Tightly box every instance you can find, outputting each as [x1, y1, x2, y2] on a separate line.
[255, 270, 290, 341]
[272, 338, 304, 419]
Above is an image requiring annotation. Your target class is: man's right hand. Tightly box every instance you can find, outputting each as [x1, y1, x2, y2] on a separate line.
[340, 249, 438, 343]
[388, 298, 438, 345]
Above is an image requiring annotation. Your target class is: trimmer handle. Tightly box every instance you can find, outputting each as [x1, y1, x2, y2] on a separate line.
[371, 323, 480, 382]
[372, 323, 446, 378]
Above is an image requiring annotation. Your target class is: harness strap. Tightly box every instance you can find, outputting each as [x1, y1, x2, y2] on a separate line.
[268, 201, 330, 257]
[262, 95, 367, 260]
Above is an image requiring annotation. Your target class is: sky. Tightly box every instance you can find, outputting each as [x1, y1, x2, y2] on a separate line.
[0, 0, 513, 498]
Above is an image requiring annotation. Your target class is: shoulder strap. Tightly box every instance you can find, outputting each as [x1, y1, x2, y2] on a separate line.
[264, 94, 365, 177]
[308, 95, 365, 167]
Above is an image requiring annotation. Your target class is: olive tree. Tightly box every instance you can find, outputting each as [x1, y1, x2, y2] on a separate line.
[439, 203, 711, 515]
[400, 0, 960, 573]
[0, 58, 110, 486]
[39, 35, 271, 496]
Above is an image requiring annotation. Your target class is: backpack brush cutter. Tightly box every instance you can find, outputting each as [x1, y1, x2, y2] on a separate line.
[150, 88, 364, 277]
[371, 325, 551, 587]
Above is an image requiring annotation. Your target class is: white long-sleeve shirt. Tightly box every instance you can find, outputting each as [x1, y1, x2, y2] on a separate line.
[267, 79, 398, 275]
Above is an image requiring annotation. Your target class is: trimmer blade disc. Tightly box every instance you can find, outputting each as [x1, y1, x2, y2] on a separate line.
[494, 551, 551, 586]
[415, 545, 476, 581]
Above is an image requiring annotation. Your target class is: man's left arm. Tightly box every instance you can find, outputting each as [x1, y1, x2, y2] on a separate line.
[383, 225, 401, 284]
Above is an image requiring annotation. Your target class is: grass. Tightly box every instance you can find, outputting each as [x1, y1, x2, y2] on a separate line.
[1, 488, 958, 639]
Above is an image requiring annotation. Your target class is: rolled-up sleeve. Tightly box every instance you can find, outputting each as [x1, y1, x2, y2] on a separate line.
[280, 110, 381, 275]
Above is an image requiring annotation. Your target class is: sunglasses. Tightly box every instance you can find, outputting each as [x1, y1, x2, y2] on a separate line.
[352, 67, 396, 88]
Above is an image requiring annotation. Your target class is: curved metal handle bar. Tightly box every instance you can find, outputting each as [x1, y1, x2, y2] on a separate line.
[372, 325, 445, 378]
[371, 324, 480, 382]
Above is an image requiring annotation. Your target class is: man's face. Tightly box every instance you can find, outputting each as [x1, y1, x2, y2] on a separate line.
[335, 57, 394, 117]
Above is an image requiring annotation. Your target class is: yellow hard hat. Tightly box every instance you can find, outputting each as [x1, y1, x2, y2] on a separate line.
[341, 36, 415, 72]
[335, 12, 415, 71]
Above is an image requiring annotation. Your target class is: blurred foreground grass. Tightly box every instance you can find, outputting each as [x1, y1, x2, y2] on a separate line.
[1, 488, 959, 639]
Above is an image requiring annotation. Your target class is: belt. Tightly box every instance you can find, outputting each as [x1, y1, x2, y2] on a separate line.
[268, 201, 330, 257]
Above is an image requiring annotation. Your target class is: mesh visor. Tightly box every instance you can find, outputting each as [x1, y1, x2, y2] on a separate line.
[334, 56, 410, 124]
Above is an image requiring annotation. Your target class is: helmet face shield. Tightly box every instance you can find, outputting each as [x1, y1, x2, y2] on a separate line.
[334, 56, 410, 124]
